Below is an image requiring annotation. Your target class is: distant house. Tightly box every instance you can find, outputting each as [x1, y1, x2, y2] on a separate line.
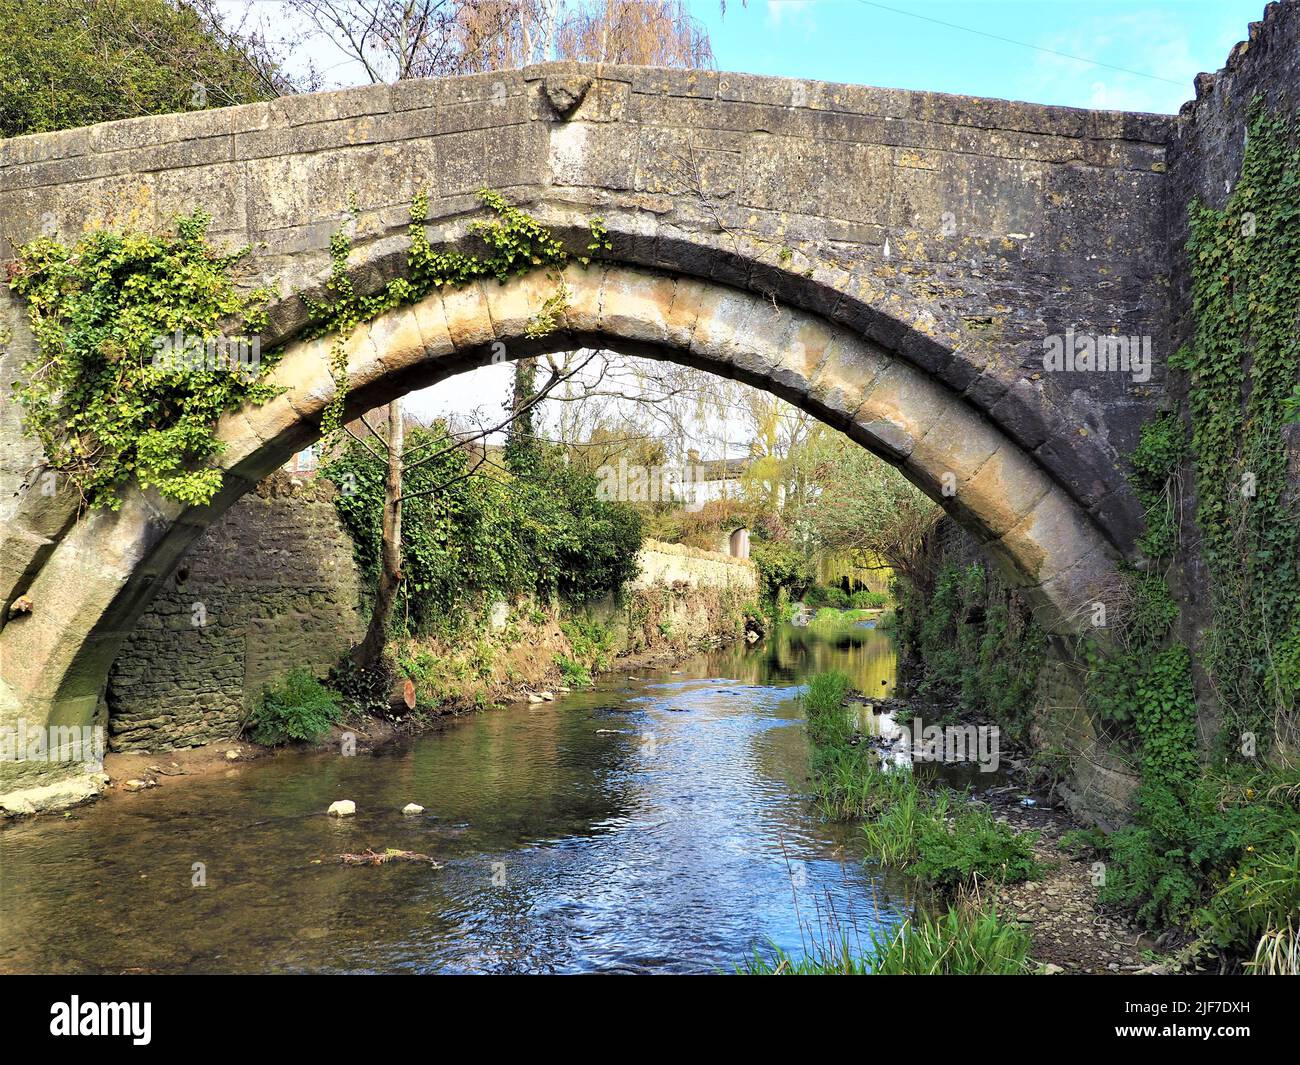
[670, 451, 751, 510]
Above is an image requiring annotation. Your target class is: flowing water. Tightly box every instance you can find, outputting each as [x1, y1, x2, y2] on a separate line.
[0, 622, 912, 974]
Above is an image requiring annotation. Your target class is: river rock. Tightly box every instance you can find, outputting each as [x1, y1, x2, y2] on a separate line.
[527, 694, 544, 704]
[122, 778, 155, 792]
[402, 803, 424, 815]
[538, 691, 555, 701]
[225, 749, 240, 761]
[328, 800, 356, 818]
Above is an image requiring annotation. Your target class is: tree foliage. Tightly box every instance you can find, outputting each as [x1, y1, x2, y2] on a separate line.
[803, 434, 941, 591]
[0, 0, 283, 137]
[325, 423, 642, 635]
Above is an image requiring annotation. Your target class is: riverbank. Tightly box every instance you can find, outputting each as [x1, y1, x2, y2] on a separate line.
[977, 791, 1159, 974]
[91, 621, 749, 813]
[809, 674, 1163, 975]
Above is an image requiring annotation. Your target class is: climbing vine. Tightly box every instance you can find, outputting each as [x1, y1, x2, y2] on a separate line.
[324, 423, 642, 636]
[303, 189, 608, 441]
[7, 190, 611, 507]
[1170, 101, 1300, 754]
[1077, 103, 1300, 955]
[6, 213, 274, 508]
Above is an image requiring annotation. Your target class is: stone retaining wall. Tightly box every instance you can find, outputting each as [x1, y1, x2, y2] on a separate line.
[632, 538, 757, 593]
[105, 474, 364, 750]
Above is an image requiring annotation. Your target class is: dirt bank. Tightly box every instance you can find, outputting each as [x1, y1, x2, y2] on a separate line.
[978, 790, 1162, 974]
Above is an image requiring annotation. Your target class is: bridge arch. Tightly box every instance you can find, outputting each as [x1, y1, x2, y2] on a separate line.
[0, 260, 1118, 791]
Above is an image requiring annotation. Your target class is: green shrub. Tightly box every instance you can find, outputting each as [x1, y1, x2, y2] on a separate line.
[0, 0, 277, 138]
[751, 540, 813, 611]
[326, 428, 642, 638]
[248, 668, 341, 745]
[1095, 769, 1300, 952]
[801, 674, 1038, 893]
[555, 654, 592, 688]
[911, 807, 1041, 892]
[1058, 826, 1107, 858]
[804, 583, 851, 610]
[850, 589, 889, 609]
[561, 615, 615, 671]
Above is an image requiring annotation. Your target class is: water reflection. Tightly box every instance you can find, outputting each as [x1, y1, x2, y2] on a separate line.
[0, 625, 909, 974]
[716, 622, 898, 698]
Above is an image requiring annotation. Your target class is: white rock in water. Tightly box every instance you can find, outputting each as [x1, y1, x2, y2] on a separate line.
[327, 800, 356, 818]
[224, 749, 240, 761]
[527, 694, 544, 704]
[402, 803, 424, 815]
[538, 691, 555, 701]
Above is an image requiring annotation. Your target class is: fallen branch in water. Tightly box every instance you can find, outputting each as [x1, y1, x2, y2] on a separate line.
[337, 848, 442, 867]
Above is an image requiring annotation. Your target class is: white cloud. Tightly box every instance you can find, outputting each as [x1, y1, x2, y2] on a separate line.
[765, 0, 818, 34]
[1021, 8, 1202, 114]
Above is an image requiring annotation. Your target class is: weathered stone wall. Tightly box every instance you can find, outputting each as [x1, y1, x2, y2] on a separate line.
[1163, 1, 1300, 738]
[631, 538, 757, 593]
[1167, 1, 1300, 344]
[105, 474, 364, 750]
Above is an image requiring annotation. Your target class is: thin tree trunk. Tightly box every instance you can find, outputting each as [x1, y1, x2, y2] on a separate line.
[354, 399, 404, 667]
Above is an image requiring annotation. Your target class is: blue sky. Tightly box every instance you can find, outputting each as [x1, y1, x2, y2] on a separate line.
[695, 1, 1262, 114]
[254, 1, 1266, 115]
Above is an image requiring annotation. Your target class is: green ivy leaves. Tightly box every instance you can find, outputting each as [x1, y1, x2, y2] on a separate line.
[7, 212, 273, 508]
[10, 189, 611, 509]
[324, 425, 642, 638]
[303, 188, 603, 443]
[1181, 102, 1300, 747]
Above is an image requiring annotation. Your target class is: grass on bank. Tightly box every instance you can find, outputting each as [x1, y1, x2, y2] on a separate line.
[801, 671, 1041, 894]
[805, 607, 880, 635]
[741, 902, 1032, 975]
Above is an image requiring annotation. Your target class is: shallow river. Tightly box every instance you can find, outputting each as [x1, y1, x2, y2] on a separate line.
[0, 623, 914, 974]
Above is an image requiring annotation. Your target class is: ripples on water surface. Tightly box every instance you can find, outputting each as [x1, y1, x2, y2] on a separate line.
[0, 623, 913, 973]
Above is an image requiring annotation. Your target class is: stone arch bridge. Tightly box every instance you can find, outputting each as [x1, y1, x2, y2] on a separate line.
[0, 60, 1178, 809]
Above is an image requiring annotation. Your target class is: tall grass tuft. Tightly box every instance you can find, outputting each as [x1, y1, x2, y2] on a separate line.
[741, 903, 1032, 975]
[802, 670, 854, 749]
[800, 670, 1039, 891]
[1246, 916, 1300, 975]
